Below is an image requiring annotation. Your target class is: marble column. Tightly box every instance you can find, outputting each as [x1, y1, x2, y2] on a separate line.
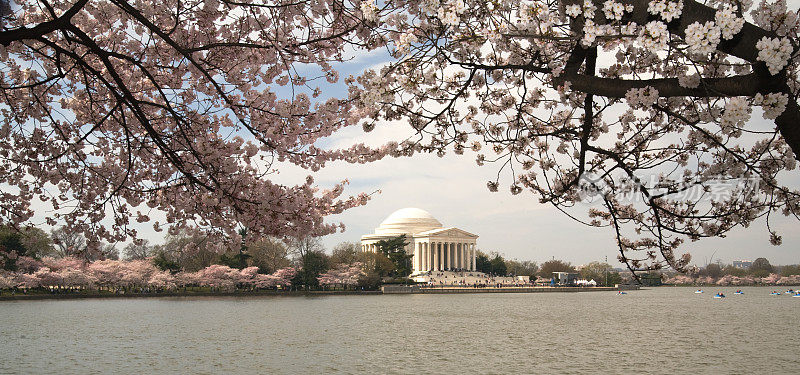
[463, 243, 467, 270]
[427, 243, 431, 271]
[434, 243, 440, 271]
[439, 242, 444, 271]
[422, 243, 427, 272]
[455, 243, 459, 270]
[458, 242, 467, 270]
[419, 243, 424, 272]
[453, 242, 461, 269]
[461, 243, 465, 270]
[454, 243, 459, 270]
[450, 242, 456, 270]
[440, 243, 444, 271]
[441, 242, 446, 271]
[415, 243, 420, 272]
[445, 242, 450, 270]
[447, 242, 453, 271]
[420, 243, 424, 272]
[445, 243, 450, 270]
[467, 243, 471, 270]
[448, 243, 453, 270]
[429, 243, 433, 271]
[471, 243, 476, 271]
[441, 243, 445, 271]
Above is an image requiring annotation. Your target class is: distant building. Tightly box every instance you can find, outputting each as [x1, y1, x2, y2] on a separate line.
[732, 260, 753, 269]
[361, 208, 478, 274]
[639, 273, 662, 286]
[552, 272, 579, 286]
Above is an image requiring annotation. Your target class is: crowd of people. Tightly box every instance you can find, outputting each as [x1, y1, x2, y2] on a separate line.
[414, 271, 532, 288]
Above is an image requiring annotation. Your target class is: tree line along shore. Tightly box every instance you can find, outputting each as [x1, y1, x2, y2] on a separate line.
[3, 227, 799, 299]
[0, 228, 610, 296]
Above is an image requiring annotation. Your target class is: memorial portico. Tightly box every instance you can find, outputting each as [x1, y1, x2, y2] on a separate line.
[361, 208, 479, 273]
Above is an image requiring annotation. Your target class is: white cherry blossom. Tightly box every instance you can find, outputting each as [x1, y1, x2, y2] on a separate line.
[756, 36, 793, 75]
[685, 21, 721, 54]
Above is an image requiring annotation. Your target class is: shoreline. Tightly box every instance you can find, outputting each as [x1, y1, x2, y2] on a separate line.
[0, 285, 630, 301]
[384, 285, 625, 294]
[0, 290, 381, 301]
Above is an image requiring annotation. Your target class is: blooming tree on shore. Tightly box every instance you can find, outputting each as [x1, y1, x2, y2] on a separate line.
[0, 256, 299, 292]
[354, 0, 800, 276]
[318, 262, 365, 289]
[664, 272, 800, 285]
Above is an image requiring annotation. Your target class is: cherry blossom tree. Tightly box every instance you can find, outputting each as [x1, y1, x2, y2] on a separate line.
[318, 262, 365, 289]
[174, 270, 200, 290]
[272, 266, 298, 285]
[760, 272, 782, 284]
[12, 272, 41, 289]
[776, 274, 800, 284]
[14, 255, 43, 273]
[236, 265, 261, 289]
[0, 274, 16, 291]
[41, 256, 85, 271]
[0, 257, 305, 292]
[664, 273, 695, 284]
[194, 264, 239, 290]
[147, 270, 177, 290]
[118, 259, 157, 290]
[87, 258, 123, 290]
[354, 0, 800, 276]
[59, 267, 97, 289]
[0, 0, 384, 247]
[33, 267, 63, 289]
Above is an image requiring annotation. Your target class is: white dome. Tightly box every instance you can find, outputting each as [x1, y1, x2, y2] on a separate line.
[375, 208, 443, 235]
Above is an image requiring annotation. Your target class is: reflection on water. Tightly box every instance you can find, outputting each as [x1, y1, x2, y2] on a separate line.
[1, 287, 799, 374]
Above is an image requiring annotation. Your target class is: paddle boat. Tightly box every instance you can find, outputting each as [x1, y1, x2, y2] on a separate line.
[785, 289, 795, 294]
[713, 293, 725, 298]
[694, 290, 703, 294]
[617, 291, 627, 295]
[770, 291, 782, 295]
[734, 290, 744, 295]
[793, 293, 800, 298]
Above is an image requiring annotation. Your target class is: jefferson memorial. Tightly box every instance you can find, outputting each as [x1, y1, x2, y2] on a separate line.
[360, 208, 478, 274]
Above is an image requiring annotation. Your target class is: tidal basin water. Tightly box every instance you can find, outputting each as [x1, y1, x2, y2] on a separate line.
[1, 287, 799, 374]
